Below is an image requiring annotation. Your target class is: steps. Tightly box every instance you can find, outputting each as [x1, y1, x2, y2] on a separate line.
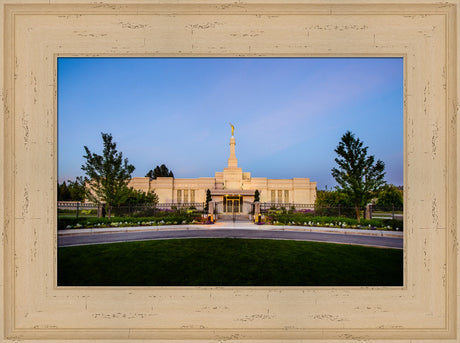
[217, 214, 250, 222]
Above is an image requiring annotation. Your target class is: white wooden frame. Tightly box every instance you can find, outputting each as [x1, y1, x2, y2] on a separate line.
[1, 1, 458, 341]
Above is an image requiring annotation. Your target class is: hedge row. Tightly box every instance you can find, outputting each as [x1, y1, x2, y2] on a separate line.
[268, 213, 403, 231]
[58, 213, 202, 230]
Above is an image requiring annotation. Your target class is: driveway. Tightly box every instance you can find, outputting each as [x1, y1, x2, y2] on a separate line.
[58, 225, 403, 249]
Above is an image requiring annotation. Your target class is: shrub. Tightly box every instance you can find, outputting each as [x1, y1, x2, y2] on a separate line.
[58, 212, 202, 230]
[267, 213, 403, 231]
[80, 209, 97, 215]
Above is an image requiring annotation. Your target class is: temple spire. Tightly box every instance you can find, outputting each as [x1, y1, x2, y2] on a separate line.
[227, 125, 238, 168]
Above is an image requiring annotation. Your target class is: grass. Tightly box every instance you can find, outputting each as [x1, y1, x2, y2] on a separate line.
[58, 238, 403, 286]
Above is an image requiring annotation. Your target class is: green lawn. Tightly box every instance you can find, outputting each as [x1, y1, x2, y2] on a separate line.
[58, 238, 403, 286]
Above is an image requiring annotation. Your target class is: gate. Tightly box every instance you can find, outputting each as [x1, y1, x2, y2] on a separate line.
[213, 200, 254, 221]
[242, 201, 254, 215]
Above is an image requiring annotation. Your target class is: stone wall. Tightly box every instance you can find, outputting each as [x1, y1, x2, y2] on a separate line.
[128, 175, 316, 205]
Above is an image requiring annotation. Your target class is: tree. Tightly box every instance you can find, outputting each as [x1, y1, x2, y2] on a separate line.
[145, 164, 174, 179]
[123, 188, 159, 205]
[58, 177, 86, 201]
[254, 189, 260, 202]
[314, 189, 354, 217]
[67, 176, 86, 201]
[204, 189, 212, 213]
[376, 184, 403, 209]
[331, 131, 386, 222]
[58, 181, 71, 201]
[81, 133, 135, 219]
[315, 189, 349, 207]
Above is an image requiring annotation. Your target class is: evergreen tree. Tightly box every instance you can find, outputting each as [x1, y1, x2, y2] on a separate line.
[254, 189, 260, 202]
[204, 189, 212, 213]
[58, 181, 71, 201]
[145, 164, 174, 179]
[331, 131, 386, 222]
[67, 176, 86, 201]
[81, 133, 135, 219]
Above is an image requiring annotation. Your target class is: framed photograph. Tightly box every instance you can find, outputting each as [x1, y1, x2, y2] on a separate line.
[1, 0, 458, 341]
[56, 56, 404, 288]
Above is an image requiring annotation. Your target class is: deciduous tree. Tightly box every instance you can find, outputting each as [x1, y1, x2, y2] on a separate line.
[314, 189, 355, 217]
[376, 184, 403, 209]
[124, 188, 159, 205]
[81, 133, 135, 219]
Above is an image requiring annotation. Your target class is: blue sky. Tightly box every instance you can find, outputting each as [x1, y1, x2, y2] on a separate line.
[58, 57, 403, 190]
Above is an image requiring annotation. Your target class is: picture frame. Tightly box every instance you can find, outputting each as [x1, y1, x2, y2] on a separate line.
[1, 0, 458, 341]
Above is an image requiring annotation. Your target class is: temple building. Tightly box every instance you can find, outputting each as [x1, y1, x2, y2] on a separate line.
[128, 126, 317, 216]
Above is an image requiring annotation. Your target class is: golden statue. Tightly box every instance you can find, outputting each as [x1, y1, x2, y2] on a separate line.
[229, 122, 234, 136]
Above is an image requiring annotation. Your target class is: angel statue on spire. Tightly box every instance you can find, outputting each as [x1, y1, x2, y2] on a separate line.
[229, 122, 234, 136]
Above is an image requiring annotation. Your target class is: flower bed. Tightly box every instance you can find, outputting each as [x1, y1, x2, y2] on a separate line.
[267, 213, 403, 231]
[58, 213, 203, 230]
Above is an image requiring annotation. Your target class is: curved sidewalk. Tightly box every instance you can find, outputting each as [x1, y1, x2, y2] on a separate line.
[59, 221, 403, 238]
[58, 222, 403, 249]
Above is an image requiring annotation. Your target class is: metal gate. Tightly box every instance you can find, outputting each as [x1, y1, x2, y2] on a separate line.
[213, 200, 254, 221]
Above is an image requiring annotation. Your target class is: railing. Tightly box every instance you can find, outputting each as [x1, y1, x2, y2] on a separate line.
[260, 203, 315, 211]
[260, 203, 403, 220]
[370, 205, 403, 220]
[155, 202, 205, 211]
[58, 201, 403, 220]
[58, 201, 98, 210]
[58, 201, 206, 218]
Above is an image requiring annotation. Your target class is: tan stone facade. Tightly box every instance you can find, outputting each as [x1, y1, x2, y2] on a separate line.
[128, 133, 317, 214]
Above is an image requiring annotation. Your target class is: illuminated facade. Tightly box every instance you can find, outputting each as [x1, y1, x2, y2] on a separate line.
[129, 132, 316, 215]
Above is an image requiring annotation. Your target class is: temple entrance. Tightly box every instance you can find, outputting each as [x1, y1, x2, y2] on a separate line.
[223, 195, 243, 213]
[211, 190, 254, 221]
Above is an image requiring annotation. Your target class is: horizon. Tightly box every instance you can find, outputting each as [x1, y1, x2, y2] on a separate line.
[58, 57, 404, 190]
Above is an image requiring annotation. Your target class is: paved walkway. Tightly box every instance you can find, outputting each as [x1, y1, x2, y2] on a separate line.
[58, 221, 403, 249]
